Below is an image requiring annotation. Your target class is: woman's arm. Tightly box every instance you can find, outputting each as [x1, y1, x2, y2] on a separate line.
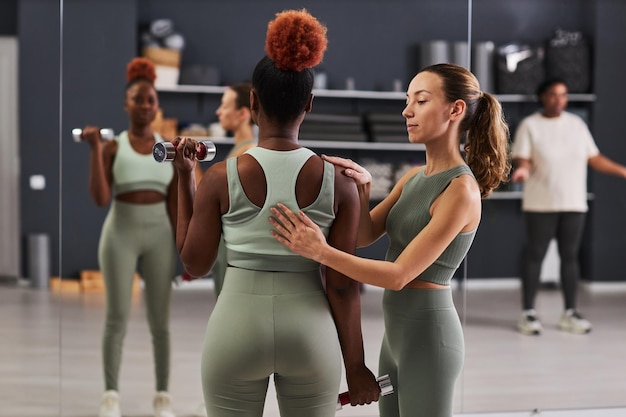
[324, 166, 380, 406]
[270, 175, 480, 290]
[167, 160, 203, 234]
[511, 158, 531, 182]
[166, 170, 179, 232]
[588, 154, 626, 179]
[174, 138, 224, 277]
[321, 156, 422, 247]
[83, 126, 115, 207]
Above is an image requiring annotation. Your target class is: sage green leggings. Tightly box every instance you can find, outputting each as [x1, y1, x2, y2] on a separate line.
[98, 200, 176, 391]
[201, 267, 342, 417]
[379, 288, 464, 417]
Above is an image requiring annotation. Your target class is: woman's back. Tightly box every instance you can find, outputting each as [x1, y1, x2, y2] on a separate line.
[222, 147, 335, 272]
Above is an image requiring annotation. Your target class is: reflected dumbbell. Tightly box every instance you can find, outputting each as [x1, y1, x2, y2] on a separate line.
[336, 374, 394, 410]
[72, 128, 115, 142]
[152, 139, 217, 163]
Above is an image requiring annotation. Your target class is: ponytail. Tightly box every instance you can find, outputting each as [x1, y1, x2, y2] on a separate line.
[465, 92, 511, 198]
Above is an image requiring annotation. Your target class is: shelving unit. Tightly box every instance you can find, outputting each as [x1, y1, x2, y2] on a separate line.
[166, 86, 597, 201]
[209, 136, 425, 151]
[158, 85, 597, 103]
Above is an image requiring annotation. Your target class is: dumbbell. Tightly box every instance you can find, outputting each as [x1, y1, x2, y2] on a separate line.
[336, 374, 393, 410]
[152, 139, 217, 163]
[72, 128, 115, 142]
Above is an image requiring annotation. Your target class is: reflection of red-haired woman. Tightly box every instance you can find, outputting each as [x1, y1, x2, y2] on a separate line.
[81, 57, 177, 417]
[172, 9, 381, 417]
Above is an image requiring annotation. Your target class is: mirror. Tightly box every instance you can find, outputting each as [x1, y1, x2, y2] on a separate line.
[460, 0, 626, 413]
[0, 0, 62, 415]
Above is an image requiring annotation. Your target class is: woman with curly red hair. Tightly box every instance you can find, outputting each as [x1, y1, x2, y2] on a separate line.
[80, 57, 177, 417]
[171, 9, 381, 417]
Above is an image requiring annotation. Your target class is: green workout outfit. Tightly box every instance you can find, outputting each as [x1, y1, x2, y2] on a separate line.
[98, 131, 175, 392]
[201, 147, 341, 417]
[379, 165, 476, 417]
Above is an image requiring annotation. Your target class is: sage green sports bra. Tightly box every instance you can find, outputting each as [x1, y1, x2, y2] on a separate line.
[221, 147, 335, 272]
[112, 131, 173, 196]
[385, 165, 477, 286]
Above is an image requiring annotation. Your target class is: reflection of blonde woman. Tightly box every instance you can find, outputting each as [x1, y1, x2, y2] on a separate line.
[211, 82, 256, 297]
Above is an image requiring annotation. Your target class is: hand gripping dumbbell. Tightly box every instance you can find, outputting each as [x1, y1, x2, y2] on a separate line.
[152, 139, 217, 163]
[336, 374, 394, 410]
[72, 128, 115, 142]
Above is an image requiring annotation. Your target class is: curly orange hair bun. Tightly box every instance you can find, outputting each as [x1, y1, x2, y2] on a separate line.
[126, 57, 157, 84]
[265, 9, 327, 72]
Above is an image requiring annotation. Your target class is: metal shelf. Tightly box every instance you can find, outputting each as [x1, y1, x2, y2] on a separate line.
[208, 137, 423, 151]
[158, 85, 597, 103]
[495, 93, 596, 102]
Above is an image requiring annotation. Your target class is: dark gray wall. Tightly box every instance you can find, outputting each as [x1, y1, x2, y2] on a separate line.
[471, 0, 595, 44]
[589, 0, 626, 281]
[0, 0, 17, 35]
[18, 0, 60, 277]
[140, 0, 469, 127]
[16, 0, 626, 281]
[60, 0, 137, 278]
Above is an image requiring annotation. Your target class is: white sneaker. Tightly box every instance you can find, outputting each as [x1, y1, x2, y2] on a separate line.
[154, 391, 176, 417]
[518, 310, 542, 335]
[98, 390, 121, 417]
[193, 403, 208, 417]
[559, 309, 592, 334]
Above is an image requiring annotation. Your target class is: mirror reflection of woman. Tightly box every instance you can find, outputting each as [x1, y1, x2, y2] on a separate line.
[269, 63, 511, 417]
[211, 82, 256, 297]
[81, 57, 177, 417]
[173, 9, 381, 417]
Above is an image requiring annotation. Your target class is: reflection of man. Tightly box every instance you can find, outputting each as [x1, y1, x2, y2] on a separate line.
[511, 78, 626, 336]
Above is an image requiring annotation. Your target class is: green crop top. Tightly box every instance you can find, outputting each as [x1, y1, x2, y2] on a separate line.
[385, 165, 477, 286]
[222, 147, 335, 272]
[112, 131, 174, 196]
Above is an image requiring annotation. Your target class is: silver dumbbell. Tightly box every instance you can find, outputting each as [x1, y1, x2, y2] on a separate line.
[336, 374, 393, 410]
[152, 139, 217, 163]
[72, 128, 115, 142]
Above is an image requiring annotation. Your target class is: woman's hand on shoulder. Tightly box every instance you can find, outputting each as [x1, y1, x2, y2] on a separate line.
[269, 203, 328, 263]
[322, 155, 372, 186]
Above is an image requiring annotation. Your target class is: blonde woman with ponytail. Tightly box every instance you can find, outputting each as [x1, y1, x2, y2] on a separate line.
[269, 63, 510, 417]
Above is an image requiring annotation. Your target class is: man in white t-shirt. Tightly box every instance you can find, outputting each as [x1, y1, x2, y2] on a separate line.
[511, 78, 626, 336]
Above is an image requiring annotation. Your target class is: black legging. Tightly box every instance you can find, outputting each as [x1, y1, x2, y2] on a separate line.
[521, 212, 587, 311]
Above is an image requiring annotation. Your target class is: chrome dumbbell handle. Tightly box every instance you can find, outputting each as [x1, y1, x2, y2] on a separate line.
[152, 139, 217, 163]
[72, 128, 115, 142]
[336, 374, 393, 410]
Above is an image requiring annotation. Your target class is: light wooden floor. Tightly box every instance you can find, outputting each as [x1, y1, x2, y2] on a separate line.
[1, 279, 625, 417]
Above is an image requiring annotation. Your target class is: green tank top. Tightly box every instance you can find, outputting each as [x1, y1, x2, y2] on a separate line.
[112, 131, 173, 196]
[385, 164, 477, 286]
[222, 147, 335, 272]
